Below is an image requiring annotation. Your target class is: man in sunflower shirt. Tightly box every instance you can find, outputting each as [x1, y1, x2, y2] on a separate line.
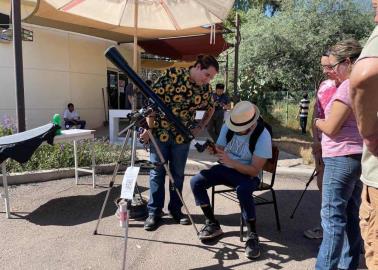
[142, 55, 219, 231]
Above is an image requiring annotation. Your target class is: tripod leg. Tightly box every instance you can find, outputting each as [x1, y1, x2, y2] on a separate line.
[119, 200, 131, 270]
[93, 128, 133, 235]
[147, 130, 199, 235]
[290, 168, 317, 219]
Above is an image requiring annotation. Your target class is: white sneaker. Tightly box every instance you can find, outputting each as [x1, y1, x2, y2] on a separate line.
[304, 226, 323, 239]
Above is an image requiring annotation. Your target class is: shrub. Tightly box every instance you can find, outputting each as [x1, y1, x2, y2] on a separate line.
[0, 116, 130, 173]
[4, 138, 130, 173]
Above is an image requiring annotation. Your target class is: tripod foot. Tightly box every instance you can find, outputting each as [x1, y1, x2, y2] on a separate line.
[93, 230, 98, 235]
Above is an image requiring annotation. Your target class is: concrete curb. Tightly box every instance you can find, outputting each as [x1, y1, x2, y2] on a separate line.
[1, 164, 127, 186]
[1, 149, 315, 185]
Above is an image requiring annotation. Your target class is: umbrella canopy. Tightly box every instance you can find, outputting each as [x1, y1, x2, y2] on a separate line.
[139, 33, 230, 61]
[0, 0, 234, 42]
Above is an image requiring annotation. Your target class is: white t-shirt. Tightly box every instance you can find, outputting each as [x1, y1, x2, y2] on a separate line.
[63, 109, 79, 120]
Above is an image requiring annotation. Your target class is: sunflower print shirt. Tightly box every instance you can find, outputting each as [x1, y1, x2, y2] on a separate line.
[151, 67, 213, 144]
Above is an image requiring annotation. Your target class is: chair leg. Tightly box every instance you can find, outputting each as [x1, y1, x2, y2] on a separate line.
[211, 186, 215, 212]
[240, 214, 244, 242]
[271, 189, 281, 231]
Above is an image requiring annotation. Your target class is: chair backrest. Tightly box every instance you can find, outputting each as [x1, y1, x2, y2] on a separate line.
[261, 145, 279, 187]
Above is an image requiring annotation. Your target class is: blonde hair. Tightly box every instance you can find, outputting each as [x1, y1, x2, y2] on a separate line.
[330, 38, 362, 63]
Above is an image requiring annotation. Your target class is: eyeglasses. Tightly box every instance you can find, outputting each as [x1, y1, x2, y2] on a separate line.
[328, 59, 347, 70]
[321, 59, 347, 70]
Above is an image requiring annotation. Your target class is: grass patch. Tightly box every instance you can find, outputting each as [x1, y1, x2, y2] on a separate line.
[264, 100, 315, 164]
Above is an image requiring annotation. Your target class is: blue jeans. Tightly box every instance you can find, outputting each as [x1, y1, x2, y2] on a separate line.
[316, 155, 363, 270]
[190, 164, 261, 221]
[148, 137, 190, 216]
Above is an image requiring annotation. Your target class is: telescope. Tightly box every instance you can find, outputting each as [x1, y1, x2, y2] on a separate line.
[104, 46, 194, 142]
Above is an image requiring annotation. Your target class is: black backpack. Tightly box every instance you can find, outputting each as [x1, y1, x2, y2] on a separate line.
[226, 117, 273, 155]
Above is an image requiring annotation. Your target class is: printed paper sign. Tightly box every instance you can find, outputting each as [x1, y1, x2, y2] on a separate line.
[121, 166, 140, 200]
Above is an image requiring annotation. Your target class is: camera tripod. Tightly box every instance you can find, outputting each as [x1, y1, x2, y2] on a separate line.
[92, 106, 198, 269]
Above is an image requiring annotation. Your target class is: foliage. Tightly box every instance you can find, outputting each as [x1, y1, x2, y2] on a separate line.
[232, 0, 374, 111]
[0, 115, 17, 136]
[4, 138, 129, 173]
[0, 116, 129, 173]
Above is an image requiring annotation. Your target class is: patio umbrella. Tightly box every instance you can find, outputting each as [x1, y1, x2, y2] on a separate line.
[139, 32, 231, 61]
[38, 0, 234, 70]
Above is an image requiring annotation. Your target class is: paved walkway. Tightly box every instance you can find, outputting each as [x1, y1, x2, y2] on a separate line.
[0, 149, 367, 270]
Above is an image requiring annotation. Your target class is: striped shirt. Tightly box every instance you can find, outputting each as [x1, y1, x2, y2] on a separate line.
[299, 98, 310, 117]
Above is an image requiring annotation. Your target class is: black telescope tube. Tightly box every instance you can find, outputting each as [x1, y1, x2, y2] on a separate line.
[105, 46, 194, 141]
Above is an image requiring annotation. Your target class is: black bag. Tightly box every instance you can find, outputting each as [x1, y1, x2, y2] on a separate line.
[225, 117, 272, 155]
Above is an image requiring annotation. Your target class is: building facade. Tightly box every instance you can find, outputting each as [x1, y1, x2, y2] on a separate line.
[0, 24, 134, 129]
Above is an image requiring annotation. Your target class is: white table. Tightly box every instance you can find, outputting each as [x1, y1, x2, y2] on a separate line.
[54, 129, 96, 188]
[108, 109, 207, 144]
[1, 128, 96, 218]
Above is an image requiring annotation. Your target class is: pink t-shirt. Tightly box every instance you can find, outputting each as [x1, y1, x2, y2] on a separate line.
[316, 80, 337, 119]
[321, 79, 363, 157]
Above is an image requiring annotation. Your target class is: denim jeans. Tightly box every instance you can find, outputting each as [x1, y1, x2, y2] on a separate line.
[190, 164, 261, 221]
[147, 137, 190, 216]
[316, 154, 363, 270]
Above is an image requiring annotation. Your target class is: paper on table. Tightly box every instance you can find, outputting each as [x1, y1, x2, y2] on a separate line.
[120, 166, 140, 200]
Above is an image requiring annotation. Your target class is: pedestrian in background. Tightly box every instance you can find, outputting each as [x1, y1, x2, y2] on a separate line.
[207, 83, 230, 141]
[298, 93, 310, 134]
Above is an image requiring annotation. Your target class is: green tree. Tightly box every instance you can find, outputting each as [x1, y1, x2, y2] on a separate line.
[234, 0, 374, 112]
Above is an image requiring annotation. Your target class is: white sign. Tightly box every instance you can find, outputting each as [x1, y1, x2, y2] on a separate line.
[121, 166, 140, 200]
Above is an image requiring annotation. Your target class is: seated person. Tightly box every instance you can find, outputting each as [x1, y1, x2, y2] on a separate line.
[190, 101, 272, 260]
[63, 103, 86, 129]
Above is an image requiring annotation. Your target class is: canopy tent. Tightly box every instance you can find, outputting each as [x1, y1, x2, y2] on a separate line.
[141, 59, 194, 70]
[139, 32, 230, 61]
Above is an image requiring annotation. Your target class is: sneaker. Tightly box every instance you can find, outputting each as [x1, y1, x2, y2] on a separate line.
[198, 220, 223, 240]
[144, 215, 161, 231]
[245, 232, 261, 259]
[169, 211, 191, 225]
[303, 226, 323, 239]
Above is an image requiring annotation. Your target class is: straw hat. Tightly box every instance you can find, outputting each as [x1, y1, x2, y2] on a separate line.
[225, 101, 260, 132]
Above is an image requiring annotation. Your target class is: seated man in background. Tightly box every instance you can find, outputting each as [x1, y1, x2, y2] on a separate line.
[63, 103, 86, 129]
[190, 101, 272, 260]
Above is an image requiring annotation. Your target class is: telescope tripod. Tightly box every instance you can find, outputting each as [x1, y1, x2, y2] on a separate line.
[92, 107, 198, 269]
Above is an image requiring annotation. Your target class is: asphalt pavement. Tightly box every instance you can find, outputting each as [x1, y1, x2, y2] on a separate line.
[0, 149, 367, 270]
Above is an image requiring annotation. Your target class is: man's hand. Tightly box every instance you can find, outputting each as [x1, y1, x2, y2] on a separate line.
[140, 129, 150, 144]
[216, 148, 234, 167]
[190, 126, 203, 137]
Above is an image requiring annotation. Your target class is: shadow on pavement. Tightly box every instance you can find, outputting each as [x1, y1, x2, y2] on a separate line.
[24, 185, 147, 226]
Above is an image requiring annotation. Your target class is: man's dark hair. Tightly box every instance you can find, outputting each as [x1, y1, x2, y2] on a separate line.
[194, 55, 219, 72]
[303, 93, 308, 99]
[67, 103, 74, 108]
[215, 83, 225, 90]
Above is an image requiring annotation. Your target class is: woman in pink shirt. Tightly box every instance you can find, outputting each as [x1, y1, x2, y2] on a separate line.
[304, 50, 339, 240]
[314, 39, 363, 270]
